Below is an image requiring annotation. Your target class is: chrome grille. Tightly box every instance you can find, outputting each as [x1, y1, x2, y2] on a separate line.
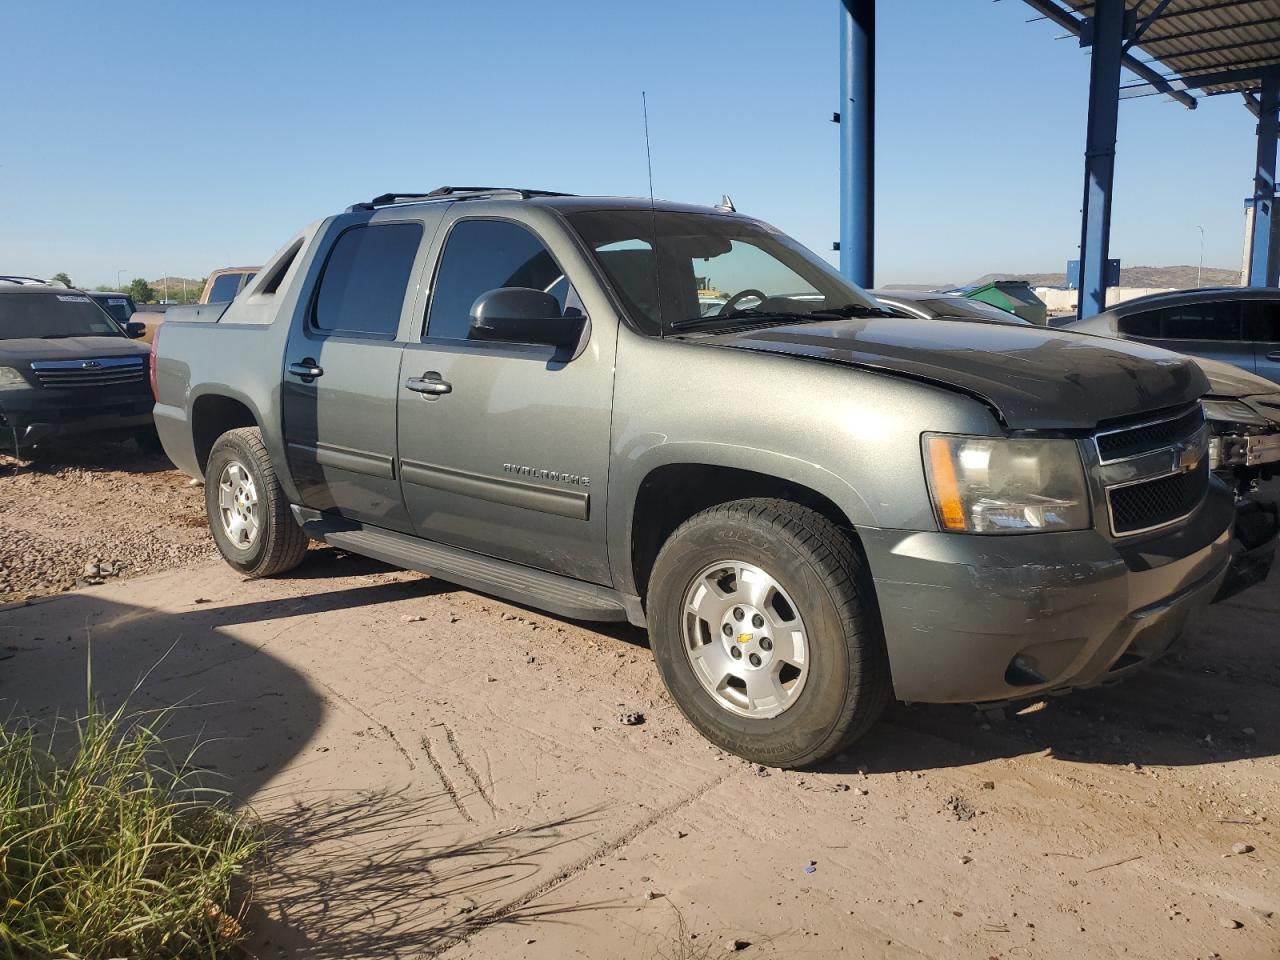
[30, 356, 146, 388]
[1108, 459, 1209, 536]
[1093, 406, 1210, 538]
[1095, 405, 1204, 463]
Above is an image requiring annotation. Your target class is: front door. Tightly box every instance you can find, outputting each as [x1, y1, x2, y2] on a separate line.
[281, 218, 425, 532]
[396, 214, 615, 585]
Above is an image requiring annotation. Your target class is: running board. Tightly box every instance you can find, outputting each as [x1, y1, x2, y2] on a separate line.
[298, 512, 630, 623]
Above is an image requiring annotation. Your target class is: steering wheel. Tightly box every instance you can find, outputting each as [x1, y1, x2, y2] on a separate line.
[718, 288, 768, 316]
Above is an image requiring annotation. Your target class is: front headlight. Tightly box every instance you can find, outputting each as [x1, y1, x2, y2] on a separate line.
[922, 433, 1091, 534]
[0, 366, 31, 390]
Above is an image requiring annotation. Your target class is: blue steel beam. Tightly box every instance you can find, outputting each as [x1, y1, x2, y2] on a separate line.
[838, 0, 874, 287]
[1248, 74, 1279, 287]
[1076, 0, 1125, 319]
[1121, 63, 1280, 100]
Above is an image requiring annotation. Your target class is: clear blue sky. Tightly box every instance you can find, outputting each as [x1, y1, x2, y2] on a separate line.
[0, 0, 1259, 288]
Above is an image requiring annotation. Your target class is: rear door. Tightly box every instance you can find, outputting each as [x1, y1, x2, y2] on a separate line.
[1244, 299, 1280, 385]
[395, 213, 616, 585]
[281, 216, 432, 532]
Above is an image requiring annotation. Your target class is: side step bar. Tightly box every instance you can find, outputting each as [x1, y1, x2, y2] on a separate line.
[295, 509, 631, 623]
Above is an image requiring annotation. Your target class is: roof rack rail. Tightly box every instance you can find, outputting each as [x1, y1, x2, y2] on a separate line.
[347, 186, 574, 212]
[0, 275, 50, 285]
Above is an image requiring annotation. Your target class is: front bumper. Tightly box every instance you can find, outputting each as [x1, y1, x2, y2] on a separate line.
[861, 482, 1234, 704]
[0, 389, 154, 448]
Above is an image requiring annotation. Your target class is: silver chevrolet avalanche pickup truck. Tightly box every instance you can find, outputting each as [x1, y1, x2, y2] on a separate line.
[153, 187, 1235, 767]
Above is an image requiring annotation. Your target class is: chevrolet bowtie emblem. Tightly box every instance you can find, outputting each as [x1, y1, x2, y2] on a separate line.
[736, 633, 753, 644]
[1176, 443, 1201, 473]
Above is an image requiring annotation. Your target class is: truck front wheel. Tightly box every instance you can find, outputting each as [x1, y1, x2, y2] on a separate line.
[647, 498, 890, 768]
[204, 427, 309, 578]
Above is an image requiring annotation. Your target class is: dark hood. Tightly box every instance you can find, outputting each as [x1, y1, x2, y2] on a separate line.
[704, 317, 1208, 431]
[0, 336, 149, 362]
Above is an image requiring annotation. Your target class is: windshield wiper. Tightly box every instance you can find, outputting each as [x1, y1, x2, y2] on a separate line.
[669, 303, 894, 332]
[40, 333, 83, 339]
[670, 310, 826, 332]
[807, 303, 897, 319]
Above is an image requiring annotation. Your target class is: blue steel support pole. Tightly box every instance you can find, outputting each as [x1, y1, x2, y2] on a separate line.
[839, 0, 874, 287]
[1248, 74, 1279, 287]
[1076, 0, 1125, 320]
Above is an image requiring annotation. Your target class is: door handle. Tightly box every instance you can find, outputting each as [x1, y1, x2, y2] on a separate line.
[288, 359, 324, 380]
[1267, 351, 1280, 362]
[405, 374, 452, 397]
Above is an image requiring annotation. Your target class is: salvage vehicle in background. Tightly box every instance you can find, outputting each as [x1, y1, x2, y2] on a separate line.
[199, 266, 260, 304]
[154, 187, 1234, 768]
[1195, 358, 1280, 598]
[871, 288, 1032, 324]
[0, 281, 158, 457]
[1065, 287, 1280, 385]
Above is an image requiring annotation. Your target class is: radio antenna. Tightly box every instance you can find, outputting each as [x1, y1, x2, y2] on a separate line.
[642, 91, 665, 335]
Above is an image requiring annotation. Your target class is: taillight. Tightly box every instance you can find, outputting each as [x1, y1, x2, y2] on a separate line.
[149, 323, 160, 399]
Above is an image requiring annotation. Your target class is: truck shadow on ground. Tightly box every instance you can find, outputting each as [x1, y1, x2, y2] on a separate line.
[244, 789, 617, 960]
[0, 578, 439, 802]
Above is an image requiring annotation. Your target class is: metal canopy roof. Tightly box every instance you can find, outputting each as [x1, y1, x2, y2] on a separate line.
[1060, 1, 1280, 102]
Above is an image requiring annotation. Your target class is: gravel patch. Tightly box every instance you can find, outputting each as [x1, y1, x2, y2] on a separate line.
[0, 440, 215, 598]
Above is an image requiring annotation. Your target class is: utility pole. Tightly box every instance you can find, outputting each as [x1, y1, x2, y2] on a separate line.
[1196, 225, 1204, 288]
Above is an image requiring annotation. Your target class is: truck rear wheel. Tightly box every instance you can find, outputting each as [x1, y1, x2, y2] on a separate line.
[205, 427, 309, 578]
[647, 498, 890, 768]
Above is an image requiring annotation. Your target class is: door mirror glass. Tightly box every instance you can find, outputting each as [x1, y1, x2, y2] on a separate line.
[124, 320, 147, 339]
[469, 287, 585, 349]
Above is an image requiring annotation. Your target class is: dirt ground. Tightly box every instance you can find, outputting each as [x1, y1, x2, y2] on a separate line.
[0, 455, 1277, 958]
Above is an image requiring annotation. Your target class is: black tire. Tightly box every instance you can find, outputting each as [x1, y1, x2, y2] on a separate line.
[647, 498, 890, 769]
[204, 427, 309, 578]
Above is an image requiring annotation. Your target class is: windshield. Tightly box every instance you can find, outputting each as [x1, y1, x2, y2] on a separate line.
[564, 209, 881, 335]
[0, 293, 124, 340]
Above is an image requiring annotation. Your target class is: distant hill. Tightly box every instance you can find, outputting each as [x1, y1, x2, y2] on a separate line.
[966, 265, 1241, 290]
[149, 276, 202, 292]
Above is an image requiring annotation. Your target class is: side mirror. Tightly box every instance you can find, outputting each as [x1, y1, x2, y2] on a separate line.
[124, 321, 147, 339]
[468, 287, 585, 350]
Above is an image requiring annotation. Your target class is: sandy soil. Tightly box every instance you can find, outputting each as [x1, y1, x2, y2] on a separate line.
[1, 539, 1276, 959]
[0, 440, 215, 597]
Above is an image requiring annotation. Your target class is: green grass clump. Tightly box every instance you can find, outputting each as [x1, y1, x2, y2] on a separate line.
[0, 698, 261, 959]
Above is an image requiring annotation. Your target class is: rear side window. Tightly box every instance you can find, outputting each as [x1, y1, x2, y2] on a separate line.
[1158, 302, 1242, 341]
[1243, 300, 1280, 342]
[1117, 310, 1161, 338]
[207, 273, 243, 304]
[425, 219, 570, 341]
[312, 222, 423, 337]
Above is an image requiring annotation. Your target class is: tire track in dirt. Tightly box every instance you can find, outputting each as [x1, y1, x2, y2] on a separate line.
[427, 772, 730, 958]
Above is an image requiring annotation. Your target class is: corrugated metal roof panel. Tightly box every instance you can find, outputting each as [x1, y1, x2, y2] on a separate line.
[1060, 0, 1280, 96]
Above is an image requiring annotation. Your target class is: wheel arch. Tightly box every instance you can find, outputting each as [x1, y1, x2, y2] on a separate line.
[190, 390, 262, 475]
[615, 445, 873, 602]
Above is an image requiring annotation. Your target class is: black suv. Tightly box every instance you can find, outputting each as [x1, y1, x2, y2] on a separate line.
[0, 282, 156, 457]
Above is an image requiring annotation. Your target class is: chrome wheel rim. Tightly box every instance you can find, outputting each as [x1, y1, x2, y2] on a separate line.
[217, 460, 260, 549]
[680, 560, 810, 719]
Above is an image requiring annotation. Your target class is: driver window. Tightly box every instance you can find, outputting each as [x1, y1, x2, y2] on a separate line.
[426, 219, 575, 341]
